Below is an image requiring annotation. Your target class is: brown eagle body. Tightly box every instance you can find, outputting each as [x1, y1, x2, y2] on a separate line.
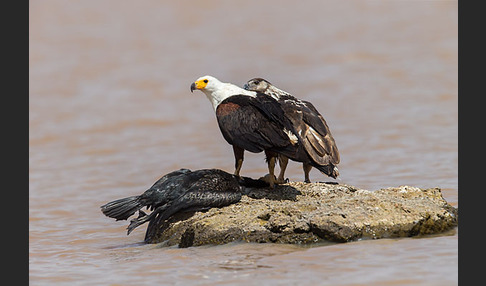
[244, 77, 340, 183]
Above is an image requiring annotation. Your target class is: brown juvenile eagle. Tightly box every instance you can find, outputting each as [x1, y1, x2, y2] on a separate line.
[244, 77, 340, 183]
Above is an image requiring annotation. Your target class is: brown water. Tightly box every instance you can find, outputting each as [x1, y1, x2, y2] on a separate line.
[29, 1, 458, 285]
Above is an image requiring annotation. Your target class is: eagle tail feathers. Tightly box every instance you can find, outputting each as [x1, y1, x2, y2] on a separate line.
[313, 163, 340, 179]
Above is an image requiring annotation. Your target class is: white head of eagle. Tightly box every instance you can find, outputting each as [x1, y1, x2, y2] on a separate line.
[190, 75, 256, 111]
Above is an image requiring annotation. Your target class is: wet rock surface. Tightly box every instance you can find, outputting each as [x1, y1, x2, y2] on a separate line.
[144, 182, 458, 247]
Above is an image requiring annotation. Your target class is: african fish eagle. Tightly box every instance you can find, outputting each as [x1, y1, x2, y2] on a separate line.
[244, 77, 340, 183]
[190, 75, 337, 187]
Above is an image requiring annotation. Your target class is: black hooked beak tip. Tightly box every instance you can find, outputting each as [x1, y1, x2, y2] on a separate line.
[243, 83, 249, 90]
[190, 82, 196, 93]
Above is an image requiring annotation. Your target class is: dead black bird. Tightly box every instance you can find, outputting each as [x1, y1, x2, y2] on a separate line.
[101, 168, 266, 235]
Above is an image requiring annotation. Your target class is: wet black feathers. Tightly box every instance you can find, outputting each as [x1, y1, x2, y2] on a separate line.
[101, 168, 192, 221]
[101, 169, 252, 235]
[100, 196, 143, 221]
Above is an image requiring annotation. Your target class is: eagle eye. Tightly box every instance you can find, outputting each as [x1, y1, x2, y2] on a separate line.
[203, 79, 208, 83]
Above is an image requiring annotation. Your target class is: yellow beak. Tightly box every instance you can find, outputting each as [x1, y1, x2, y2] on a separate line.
[190, 79, 208, 92]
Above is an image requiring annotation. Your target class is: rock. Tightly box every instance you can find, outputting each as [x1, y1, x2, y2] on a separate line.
[144, 182, 458, 247]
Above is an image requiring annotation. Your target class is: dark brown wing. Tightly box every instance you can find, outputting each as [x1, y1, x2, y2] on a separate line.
[215, 95, 293, 154]
[277, 97, 339, 165]
[301, 100, 339, 165]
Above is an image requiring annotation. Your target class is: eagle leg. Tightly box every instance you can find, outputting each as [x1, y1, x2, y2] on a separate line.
[277, 155, 289, 184]
[232, 145, 245, 177]
[303, 163, 313, 183]
[264, 150, 278, 188]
